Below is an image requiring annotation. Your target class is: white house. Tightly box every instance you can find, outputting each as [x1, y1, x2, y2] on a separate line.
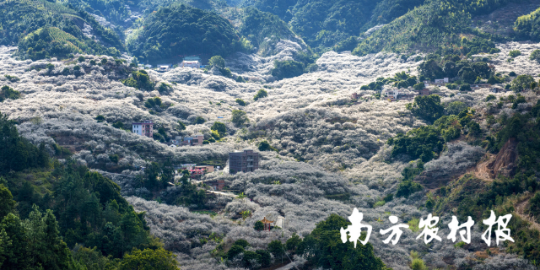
[383, 89, 400, 100]
[132, 120, 154, 138]
[434, 78, 449, 85]
[158, 65, 169, 72]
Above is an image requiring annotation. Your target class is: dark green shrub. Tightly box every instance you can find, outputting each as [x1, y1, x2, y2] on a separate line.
[0, 85, 21, 102]
[109, 155, 119, 163]
[233, 239, 249, 248]
[258, 141, 276, 151]
[460, 84, 472, 91]
[254, 220, 264, 231]
[256, 250, 271, 267]
[178, 121, 186, 130]
[253, 89, 268, 101]
[413, 82, 425, 90]
[112, 121, 124, 129]
[157, 82, 172, 94]
[271, 60, 304, 80]
[235, 98, 246, 106]
[78, 56, 85, 62]
[227, 245, 244, 259]
[194, 116, 205, 124]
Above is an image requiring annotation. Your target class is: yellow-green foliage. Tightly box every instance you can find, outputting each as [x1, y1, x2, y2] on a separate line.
[353, 1, 500, 56]
[408, 218, 420, 232]
[514, 7, 540, 41]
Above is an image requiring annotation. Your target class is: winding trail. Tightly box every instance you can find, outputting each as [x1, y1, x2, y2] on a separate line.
[515, 197, 540, 232]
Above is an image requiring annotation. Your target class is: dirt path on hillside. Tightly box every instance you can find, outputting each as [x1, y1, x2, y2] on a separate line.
[473, 154, 496, 182]
[515, 196, 540, 232]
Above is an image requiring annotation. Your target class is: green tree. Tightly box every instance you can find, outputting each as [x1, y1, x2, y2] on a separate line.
[258, 141, 276, 152]
[72, 245, 119, 270]
[267, 240, 285, 260]
[253, 89, 268, 101]
[406, 95, 444, 123]
[0, 213, 28, 269]
[446, 101, 467, 115]
[511, 75, 535, 92]
[211, 122, 227, 137]
[209, 55, 225, 69]
[227, 245, 244, 259]
[297, 214, 386, 270]
[122, 70, 154, 91]
[460, 84, 472, 91]
[0, 112, 49, 173]
[530, 49, 540, 62]
[528, 192, 540, 221]
[458, 67, 477, 83]
[509, 50, 521, 58]
[256, 249, 271, 267]
[413, 82, 425, 90]
[119, 248, 179, 270]
[231, 110, 249, 127]
[286, 233, 302, 252]
[418, 59, 444, 80]
[0, 185, 15, 220]
[178, 121, 186, 131]
[0, 85, 21, 102]
[242, 250, 261, 268]
[41, 209, 72, 269]
[234, 239, 249, 248]
[235, 98, 246, 106]
[0, 227, 10, 268]
[194, 116, 205, 124]
[271, 60, 304, 79]
[254, 220, 264, 231]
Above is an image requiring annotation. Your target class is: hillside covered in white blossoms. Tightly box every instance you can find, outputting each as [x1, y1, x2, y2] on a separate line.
[2, 0, 540, 269]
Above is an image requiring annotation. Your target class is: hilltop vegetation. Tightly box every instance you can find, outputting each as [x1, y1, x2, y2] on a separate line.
[0, 0, 123, 60]
[239, 7, 298, 55]
[514, 7, 540, 41]
[353, 0, 504, 56]
[127, 4, 247, 63]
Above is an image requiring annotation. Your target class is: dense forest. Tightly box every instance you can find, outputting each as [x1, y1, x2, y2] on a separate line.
[514, 7, 540, 41]
[239, 7, 298, 56]
[127, 4, 248, 63]
[0, 0, 123, 60]
[352, 0, 504, 56]
[0, 113, 179, 269]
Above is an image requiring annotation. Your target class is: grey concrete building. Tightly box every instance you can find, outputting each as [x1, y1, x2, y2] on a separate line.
[229, 149, 259, 174]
